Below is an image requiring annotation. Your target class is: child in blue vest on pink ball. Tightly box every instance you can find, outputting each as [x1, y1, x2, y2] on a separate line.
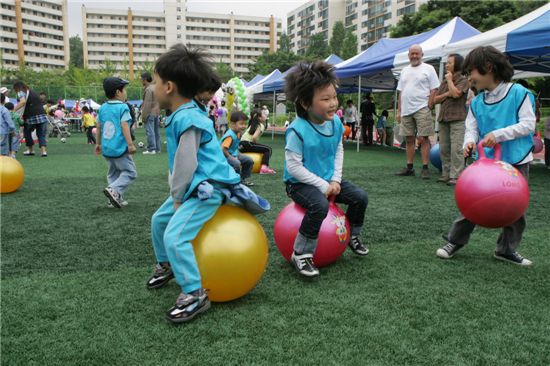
[436, 46, 536, 266]
[283, 61, 369, 277]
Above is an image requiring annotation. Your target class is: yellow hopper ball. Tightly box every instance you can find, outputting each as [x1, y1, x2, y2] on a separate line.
[0, 156, 25, 193]
[192, 205, 268, 302]
[242, 152, 263, 174]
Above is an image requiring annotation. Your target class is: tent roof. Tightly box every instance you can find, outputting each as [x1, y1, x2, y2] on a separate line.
[444, 4, 550, 73]
[335, 17, 480, 80]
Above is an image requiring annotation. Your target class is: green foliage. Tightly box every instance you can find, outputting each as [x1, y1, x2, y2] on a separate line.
[215, 62, 234, 83]
[279, 33, 292, 54]
[69, 36, 84, 68]
[341, 28, 358, 60]
[329, 21, 346, 57]
[305, 33, 330, 60]
[390, 0, 547, 37]
[247, 50, 300, 79]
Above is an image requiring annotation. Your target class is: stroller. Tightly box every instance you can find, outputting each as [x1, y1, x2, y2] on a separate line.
[48, 115, 71, 138]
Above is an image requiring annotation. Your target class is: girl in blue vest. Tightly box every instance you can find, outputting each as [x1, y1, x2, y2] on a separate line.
[283, 61, 369, 277]
[96, 77, 137, 208]
[436, 46, 536, 266]
[146, 45, 242, 323]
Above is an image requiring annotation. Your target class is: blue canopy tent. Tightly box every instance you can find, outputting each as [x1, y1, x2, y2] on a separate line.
[444, 4, 550, 74]
[334, 17, 480, 151]
[244, 75, 264, 87]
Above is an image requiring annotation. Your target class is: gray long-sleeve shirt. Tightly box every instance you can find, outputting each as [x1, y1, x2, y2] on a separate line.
[169, 128, 201, 203]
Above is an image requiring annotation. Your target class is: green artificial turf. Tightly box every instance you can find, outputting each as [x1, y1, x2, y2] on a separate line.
[2, 129, 549, 365]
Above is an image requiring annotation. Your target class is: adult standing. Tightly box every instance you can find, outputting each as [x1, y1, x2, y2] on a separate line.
[395, 45, 440, 179]
[360, 94, 377, 145]
[433, 53, 469, 185]
[140, 72, 161, 155]
[344, 99, 358, 140]
[13, 81, 49, 157]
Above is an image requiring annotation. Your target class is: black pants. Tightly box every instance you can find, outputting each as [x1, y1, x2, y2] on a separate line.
[545, 138, 550, 167]
[86, 126, 96, 144]
[446, 164, 529, 254]
[24, 122, 48, 147]
[346, 122, 357, 140]
[239, 141, 272, 166]
[285, 181, 368, 239]
[361, 118, 374, 145]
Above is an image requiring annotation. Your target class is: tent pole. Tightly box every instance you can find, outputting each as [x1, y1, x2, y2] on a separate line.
[357, 76, 361, 153]
[272, 91, 276, 140]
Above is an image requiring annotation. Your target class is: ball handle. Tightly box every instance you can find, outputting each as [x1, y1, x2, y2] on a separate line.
[477, 141, 502, 160]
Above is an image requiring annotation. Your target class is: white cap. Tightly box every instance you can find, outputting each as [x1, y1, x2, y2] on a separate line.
[0, 87, 8, 94]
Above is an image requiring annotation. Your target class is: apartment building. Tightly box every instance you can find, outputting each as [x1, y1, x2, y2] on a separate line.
[286, 0, 345, 55]
[82, 0, 281, 76]
[0, 0, 70, 70]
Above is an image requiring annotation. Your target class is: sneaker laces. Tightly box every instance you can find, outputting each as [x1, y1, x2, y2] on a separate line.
[442, 242, 456, 253]
[153, 263, 170, 276]
[176, 292, 197, 307]
[350, 236, 363, 250]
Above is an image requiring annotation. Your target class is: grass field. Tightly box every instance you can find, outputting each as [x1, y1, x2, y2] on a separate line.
[2, 129, 550, 366]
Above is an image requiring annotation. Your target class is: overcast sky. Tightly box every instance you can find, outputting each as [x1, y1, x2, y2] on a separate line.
[68, 0, 308, 37]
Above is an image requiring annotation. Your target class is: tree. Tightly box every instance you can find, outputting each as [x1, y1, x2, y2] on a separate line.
[279, 33, 292, 54]
[305, 33, 330, 60]
[247, 50, 300, 79]
[341, 29, 358, 60]
[390, 0, 547, 37]
[329, 21, 346, 57]
[215, 62, 234, 82]
[69, 36, 83, 68]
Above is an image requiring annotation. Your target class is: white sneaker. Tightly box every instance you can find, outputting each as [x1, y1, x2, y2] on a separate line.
[143, 150, 157, 155]
[290, 252, 320, 277]
[107, 200, 128, 208]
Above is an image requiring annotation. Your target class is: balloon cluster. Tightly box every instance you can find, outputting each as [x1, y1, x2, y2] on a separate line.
[226, 77, 250, 116]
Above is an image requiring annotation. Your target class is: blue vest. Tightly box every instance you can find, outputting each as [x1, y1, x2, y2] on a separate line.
[221, 129, 240, 157]
[471, 83, 534, 164]
[164, 101, 240, 201]
[97, 101, 131, 158]
[193, 99, 208, 116]
[283, 116, 344, 183]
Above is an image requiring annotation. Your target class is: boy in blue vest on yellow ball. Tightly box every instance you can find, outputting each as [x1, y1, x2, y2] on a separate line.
[145, 45, 242, 323]
[96, 77, 137, 208]
[283, 61, 369, 277]
[436, 46, 536, 266]
[221, 111, 254, 187]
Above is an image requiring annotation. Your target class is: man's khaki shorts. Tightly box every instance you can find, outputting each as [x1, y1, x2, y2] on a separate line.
[400, 107, 434, 137]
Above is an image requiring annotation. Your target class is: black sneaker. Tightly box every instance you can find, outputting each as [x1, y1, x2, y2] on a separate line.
[395, 167, 415, 176]
[348, 236, 369, 256]
[290, 252, 320, 277]
[436, 242, 464, 259]
[493, 251, 532, 266]
[146, 263, 174, 289]
[166, 289, 211, 324]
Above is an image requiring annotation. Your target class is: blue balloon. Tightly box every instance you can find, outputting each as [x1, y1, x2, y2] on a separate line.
[430, 144, 442, 171]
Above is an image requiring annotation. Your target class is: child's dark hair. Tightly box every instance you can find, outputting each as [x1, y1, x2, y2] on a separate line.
[154, 44, 213, 99]
[448, 53, 464, 74]
[106, 86, 125, 99]
[463, 46, 514, 82]
[381, 110, 389, 117]
[230, 111, 248, 123]
[0, 94, 5, 104]
[284, 61, 338, 119]
[515, 79, 529, 89]
[5, 102, 14, 110]
[248, 108, 263, 135]
[82, 106, 90, 113]
[347, 99, 353, 105]
[198, 74, 222, 93]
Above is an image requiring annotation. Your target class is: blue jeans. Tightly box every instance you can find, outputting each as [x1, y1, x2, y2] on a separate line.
[105, 154, 137, 197]
[151, 190, 223, 293]
[144, 115, 161, 152]
[285, 180, 368, 253]
[227, 153, 253, 180]
[0, 134, 9, 155]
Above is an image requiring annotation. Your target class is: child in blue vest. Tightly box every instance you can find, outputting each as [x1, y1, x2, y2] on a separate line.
[146, 45, 242, 323]
[436, 46, 536, 266]
[283, 61, 369, 277]
[221, 111, 254, 186]
[95, 77, 137, 208]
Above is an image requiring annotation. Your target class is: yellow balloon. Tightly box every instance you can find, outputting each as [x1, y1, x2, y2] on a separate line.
[192, 205, 268, 302]
[0, 156, 25, 194]
[242, 152, 263, 174]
